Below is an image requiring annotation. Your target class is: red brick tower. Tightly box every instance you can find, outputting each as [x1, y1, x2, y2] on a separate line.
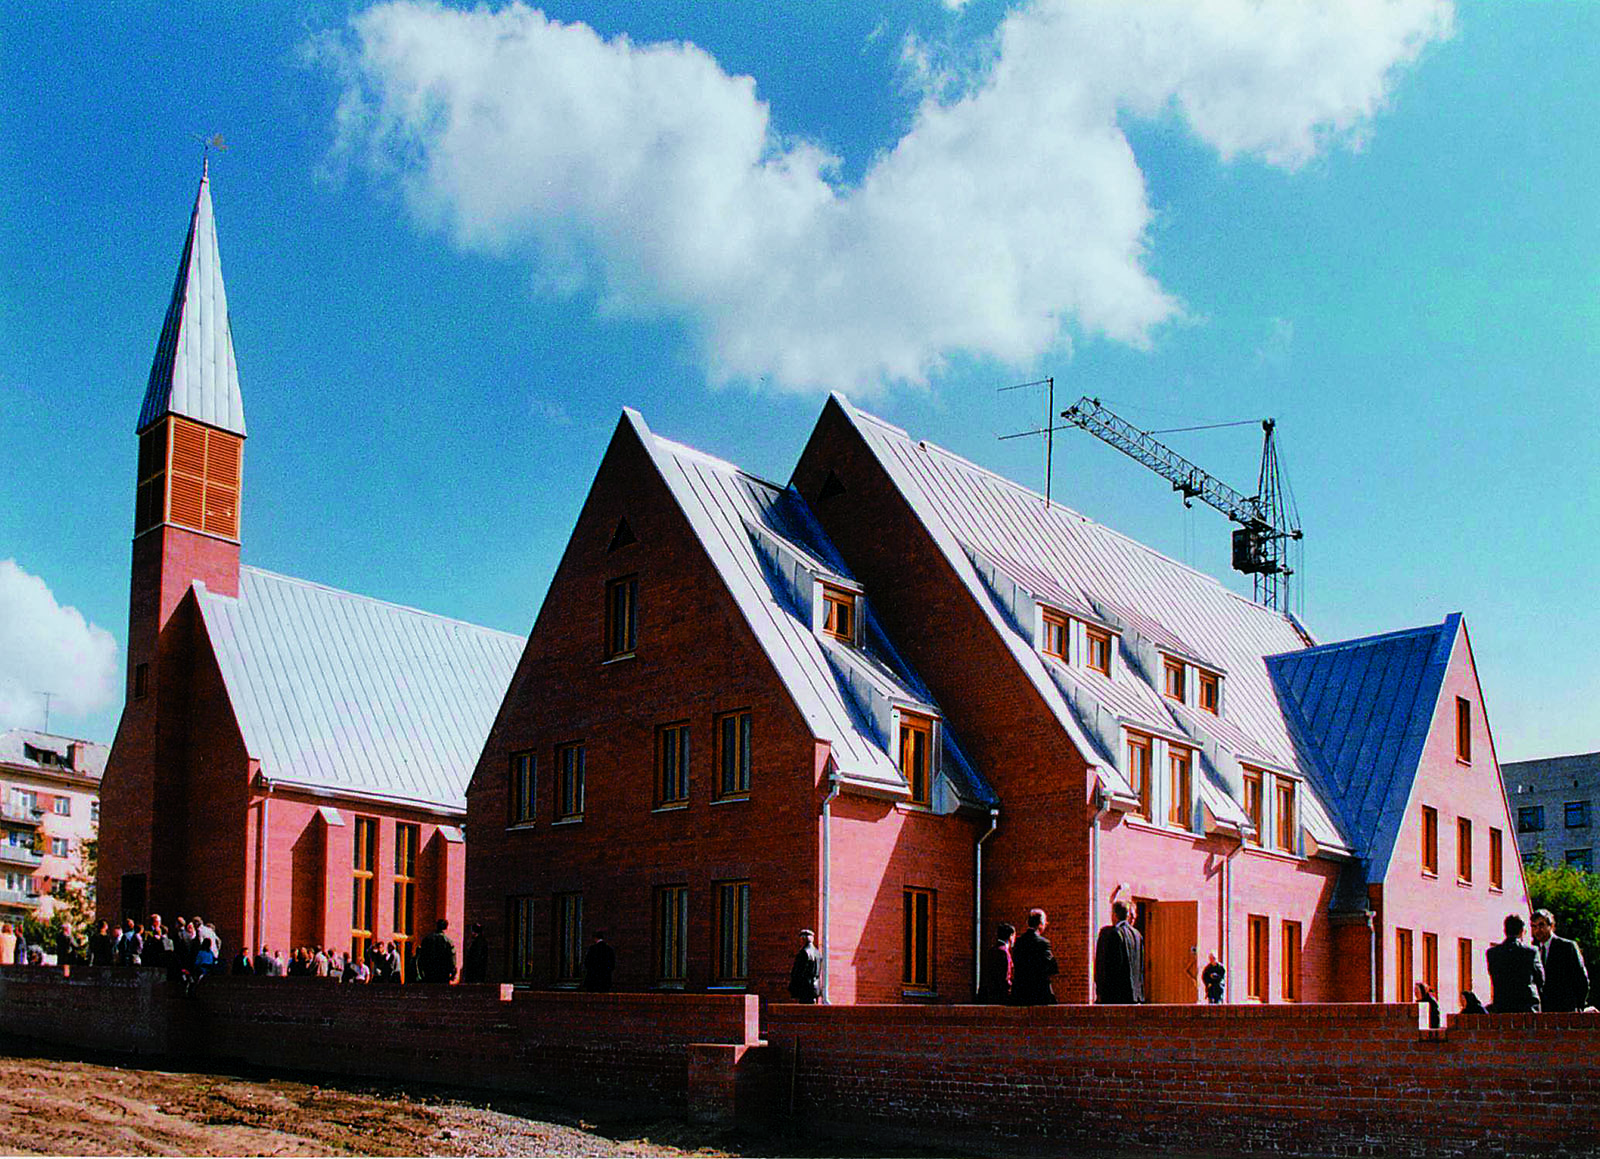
[99, 161, 247, 921]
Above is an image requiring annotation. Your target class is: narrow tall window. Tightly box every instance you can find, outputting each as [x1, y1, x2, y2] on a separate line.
[1169, 748, 1193, 830]
[821, 586, 855, 641]
[1199, 671, 1220, 714]
[556, 743, 585, 820]
[900, 713, 933, 806]
[655, 885, 689, 986]
[1458, 938, 1473, 999]
[1457, 817, 1473, 883]
[657, 724, 690, 807]
[1275, 779, 1296, 853]
[1489, 827, 1504, 891]
[1085, 627, 1112, 676]
[1422, 932, 1439, 995]
[903, 887, 935, 992]
[1041, 609, 1068, 660]
[1396, 928, 1414, 1003]
[393, 822, 418, 974]
[716, 710, 752, 798]
[605, 576, 638, 659]
[713, 880, 750, 986]
[133, 663, 149, 700]
[352, 817, 376, 965]
[1282, 920, 1302, 1002]
[1163, 658, 1186, 702]
[1247, 914, 1269, 1001]
[554, 893, 584, 983]
[507, 895, 537, 982]
[1127, 733, 1152, 821]
[510, 751, 536, 823]
[1421, 805, 1439, 876]
[1243, 769, 1264, 846]
[1455, 697, 1471, 762]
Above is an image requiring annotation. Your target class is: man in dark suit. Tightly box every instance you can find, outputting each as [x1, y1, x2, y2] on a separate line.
[976, 922, 1015, 1004]
[1011, 909, 1059, 1005]
[1485, 913, 1543, 1013]
[1094, 899, 1146, 1004]
[787, 929, 822, 1003]
[1531, 908, 1590, 1013]
[582, 931, 616, 991]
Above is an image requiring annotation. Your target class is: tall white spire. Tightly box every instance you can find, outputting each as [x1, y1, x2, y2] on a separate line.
[138, 160, 247, 437]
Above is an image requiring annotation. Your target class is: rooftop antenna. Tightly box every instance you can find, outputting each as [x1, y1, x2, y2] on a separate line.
[38, 691, 55, 734]
[998, 376, 1073, 509]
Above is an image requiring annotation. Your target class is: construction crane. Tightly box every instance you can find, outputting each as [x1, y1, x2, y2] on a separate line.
[1060, 397, 1303, 612]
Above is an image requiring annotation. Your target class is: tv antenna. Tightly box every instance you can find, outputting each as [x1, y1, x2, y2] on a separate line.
[38, 691, 55, 734]
[997, 376, 1074, 509]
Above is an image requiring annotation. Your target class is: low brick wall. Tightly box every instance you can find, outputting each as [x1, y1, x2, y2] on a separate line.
[763, 1002, 1600, 1156]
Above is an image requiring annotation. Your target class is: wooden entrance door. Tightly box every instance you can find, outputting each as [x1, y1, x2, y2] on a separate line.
[1143, 898, 1199, 1004]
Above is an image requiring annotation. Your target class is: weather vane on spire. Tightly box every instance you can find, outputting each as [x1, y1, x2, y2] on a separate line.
[194, 133, 228, 174]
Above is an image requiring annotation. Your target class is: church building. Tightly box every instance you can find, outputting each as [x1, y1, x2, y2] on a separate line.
[98, 166, 523, 968]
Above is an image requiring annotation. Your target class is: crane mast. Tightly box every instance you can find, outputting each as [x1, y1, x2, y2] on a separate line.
[1060, 397, 1303, 612]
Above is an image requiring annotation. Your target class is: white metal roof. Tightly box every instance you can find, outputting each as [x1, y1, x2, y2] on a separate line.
[138, 161, 246, 437]
[0, 730, 108, 779]
[194, 566, 523, 812]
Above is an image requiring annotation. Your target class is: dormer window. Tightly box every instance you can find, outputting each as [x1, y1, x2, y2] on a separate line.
[1275, 778, 1298, 853]
[1085, 627, 1112, 676]
[1041, 608, 1069, 660]
[899, 712, 934, 806]
[1169, 746, 1193, 830]
[1242, 767, 1264, 845]
[1126, 732, 1152, 821]
[1198, 671, 1220, 714]
[821, 584, 856, 641]
[1163, 657, 1186, 702]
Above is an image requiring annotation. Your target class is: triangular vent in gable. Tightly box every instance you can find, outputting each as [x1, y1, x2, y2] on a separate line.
[608, 518, 637, 552]
[819, 471, 846, 502]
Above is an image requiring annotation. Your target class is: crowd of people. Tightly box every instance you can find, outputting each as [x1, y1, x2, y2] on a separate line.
[0, 922, 48, 966]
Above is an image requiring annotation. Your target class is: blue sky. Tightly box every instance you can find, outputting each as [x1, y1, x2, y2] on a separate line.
[1, 1, 1595, 763]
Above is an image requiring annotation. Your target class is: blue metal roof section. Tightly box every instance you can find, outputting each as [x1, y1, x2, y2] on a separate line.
[1266, 614, 1459, 883]
[195, 566, 524, 812]
[139, 161, 247, 437]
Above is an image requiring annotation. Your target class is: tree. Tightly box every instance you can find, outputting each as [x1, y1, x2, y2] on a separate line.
[24, 835, 97, 963]
[1525, 852, 1600, 993]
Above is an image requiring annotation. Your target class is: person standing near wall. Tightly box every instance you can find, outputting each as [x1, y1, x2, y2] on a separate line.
[977, 923, 1015, 1004]
[582, 931, 615, 992]
[788, 929, 822, 1002]
[1201, 953, 1226, 1004]
[1486, 913, 1543, 1013]
[1011, 910, 1058, 1005]
[1093, 900, 1145, 1004]
[418, 919, 458, 984]
[1530, 908, 1590, 1013]
[461, 923, 488, 984]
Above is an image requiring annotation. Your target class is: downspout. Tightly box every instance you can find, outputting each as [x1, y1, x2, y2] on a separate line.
[1089, 782, 1108, 984]
[820, 764, 841, 1004]
[974, 807, 1000, 999]
[1369, 908, 1379, 1004]
[254, 775, 270, 953]
[1220, 837, 1244, 1002]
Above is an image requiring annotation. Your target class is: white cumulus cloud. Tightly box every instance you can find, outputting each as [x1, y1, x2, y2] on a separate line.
[0, 561, 120, 733]
[321, 0, 1452, 393]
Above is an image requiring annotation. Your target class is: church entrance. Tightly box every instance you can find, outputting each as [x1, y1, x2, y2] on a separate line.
[1134, 897, 1198, 1003]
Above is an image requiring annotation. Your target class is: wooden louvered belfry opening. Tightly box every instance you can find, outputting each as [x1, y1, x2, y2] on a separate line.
[134, 416, 242, 540]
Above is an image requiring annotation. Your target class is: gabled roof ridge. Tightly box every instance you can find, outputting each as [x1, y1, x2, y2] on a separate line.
[1266, 615, 1456, 663]
[231, 566, 523, 641]
[649, 432, 785, 493]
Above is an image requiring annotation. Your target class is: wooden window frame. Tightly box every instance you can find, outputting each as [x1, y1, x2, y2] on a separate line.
[1458, 937, 1473, 1000]
[509, 751, 537, 824]
[656, 723, 691, 808]
[712, 880, 751, 987]
[1127, 733, 1152, 822]
[1247, 914, 1269, 1001]
[1198, 671, 1220, 714]
[1168, 747, 1193, 830]
[899, 712, 934, 807]
[556, 743, 585, 821]
[1421, 805, 1439, 876]
[604, 576, 638, 660]
[1243, 768, 1264, 846]
[1274, 778, 1296, 854]
[821, 585, 857, 642]
[554, 892, 584, 984]
[507, 895, 537, 982]
[1457, 816, 1473, 884]
[654, 885, 690, 987]
[393, 822, 418, 976]
[1455, 696, 1471, 763]
[1085, 627, 1112, 676]
[1422, 931, 1439, 996]
[902, 887, 936, 993]
[715, 710, 752, 800]
[1396, 928, 1414, 1003]
[1489, 827, 1503, 891]
[1282, 920, 1302, 1002]
[1163, 657, 1186, 702]
[1040, 608, 1069, 661]
[352, 816, 377, 967]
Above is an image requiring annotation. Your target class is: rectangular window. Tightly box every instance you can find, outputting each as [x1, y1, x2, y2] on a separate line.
[1565, 800, 1591, 829]
[1247, 914, 1269, 1001]
[50, 837, 68, 858]
[1041, 608, 1068, 660]
[1169, 748, 1193, 829]
[903, 887, 935, 992]
[554, 892, 584, 983]
[716, 710, 752, 798]
[1458, 938, 1473, 999]
[1163, 657, 1186, 702]
[900, 713, 933, 806]
[1421, 805, 1439, 876]
[133, 663, 149, 700]
[1282, 920, 1301, 1002]
[654, 885, 689, 986]
[1422, 932, 1439, 996]
[1489, 827, 1503, 891]
[1396, 928, 1413, 1003]
[1085, 627, 1112, 676]
[713, 880, 751, 985]
[509, 751, 536, 823]
[821, 585, 856, 641]
[1243, 768, 1263, 846]
[352, 816, 377, 966]
[507, 895, 537, 982]
[556, 743, 585, 820]
[157, 417, 241, 539]
[1275, 779, 1296, 853]
[1199, 671, 1219, 714]
[605, 576, 638, 659]
[1455, 697, 1471, 762]
[393, 822, 418, 973]
[1128, 733, 1152, 821]
[51, 797, 70, 817]
[1566, 848, 1594, 871]
[1457, 817, 1473, 883]
[1518, 805, 1544, 833]
[657, 724, 690, 807]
